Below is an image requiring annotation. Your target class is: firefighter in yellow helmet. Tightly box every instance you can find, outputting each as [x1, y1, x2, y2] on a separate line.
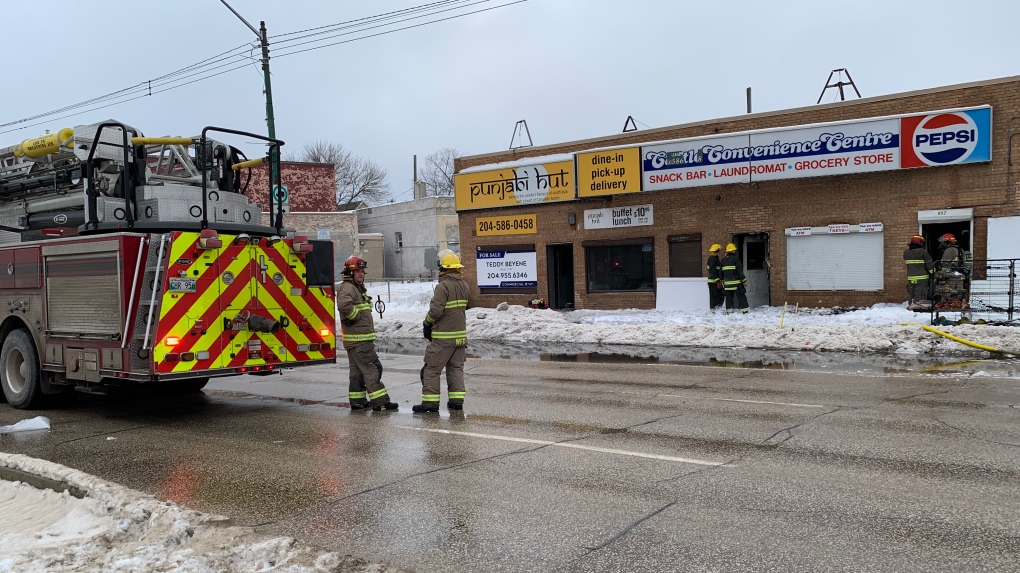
[720, 243, 749, 314]
[337, 255, 396, 411]
[706, 243, 724, 312]
[415, 249, 469, 413]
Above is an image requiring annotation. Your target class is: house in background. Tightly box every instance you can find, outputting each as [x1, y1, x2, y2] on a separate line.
[356, 194, 459, 279]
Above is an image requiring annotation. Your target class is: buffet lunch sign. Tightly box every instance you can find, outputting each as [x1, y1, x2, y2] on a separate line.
[453, 106, 992, 210]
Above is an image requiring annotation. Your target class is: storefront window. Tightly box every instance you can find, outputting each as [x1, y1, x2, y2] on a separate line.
[585, 241, 654, 292]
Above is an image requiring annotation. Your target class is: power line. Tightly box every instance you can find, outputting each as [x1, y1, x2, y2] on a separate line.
[0, 0, 527, 134]
[275, 1, 526, 59]
[270, 0, 471, 42]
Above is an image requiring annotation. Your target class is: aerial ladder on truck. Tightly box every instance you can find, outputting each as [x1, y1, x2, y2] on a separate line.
[0, 121, 336, 409]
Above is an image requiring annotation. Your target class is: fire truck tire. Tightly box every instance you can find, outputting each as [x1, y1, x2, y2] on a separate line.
[1, 329, 42, 409]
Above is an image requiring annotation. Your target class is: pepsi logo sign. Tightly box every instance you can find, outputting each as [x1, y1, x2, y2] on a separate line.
[912, 113, 978, 165]
[900, 108, 989, 169]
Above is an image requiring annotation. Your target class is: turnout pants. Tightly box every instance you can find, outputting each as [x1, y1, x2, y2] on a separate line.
[421, 342, 466, 406]
[347, 342, 390, 407]
[709, 283, 724, 311]
[906, 279, 929, 304]
[724, 286, 749, 314]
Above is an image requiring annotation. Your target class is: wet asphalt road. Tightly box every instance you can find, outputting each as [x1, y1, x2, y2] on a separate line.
[1, 353, 1019, 572]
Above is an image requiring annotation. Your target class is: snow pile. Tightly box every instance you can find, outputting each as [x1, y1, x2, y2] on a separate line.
[0, 416, 50, 434]
[361, 280, 1020, 357]
[0, 453, 407, 573]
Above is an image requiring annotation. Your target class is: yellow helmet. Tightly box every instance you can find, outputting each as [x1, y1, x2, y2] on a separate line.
[438, 249, 464, 270]
[709, 243, 722, 253]
[725, 243, 738, 253]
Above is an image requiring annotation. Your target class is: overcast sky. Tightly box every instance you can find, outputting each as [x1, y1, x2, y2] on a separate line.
[2, 0, 1018, 203]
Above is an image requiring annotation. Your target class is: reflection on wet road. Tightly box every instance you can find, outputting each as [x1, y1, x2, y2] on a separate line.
[2, 353, 1019, 572]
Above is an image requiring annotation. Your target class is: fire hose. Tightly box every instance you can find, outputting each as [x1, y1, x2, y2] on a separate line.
[919, 324, 1020, 357]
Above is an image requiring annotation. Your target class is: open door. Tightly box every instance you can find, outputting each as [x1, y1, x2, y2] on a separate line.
[546, 244, 575, 309]
[735, 233, 770, 308]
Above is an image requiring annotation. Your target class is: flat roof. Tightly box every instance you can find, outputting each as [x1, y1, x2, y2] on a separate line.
[460, 75, 1020, 163]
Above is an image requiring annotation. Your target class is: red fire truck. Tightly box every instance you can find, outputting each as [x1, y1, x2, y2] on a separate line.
[0, 121, 336, 409]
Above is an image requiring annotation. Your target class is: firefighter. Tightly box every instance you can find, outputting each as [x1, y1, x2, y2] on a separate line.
[338, 255, 397, 412]
[939, 233, 962, 266]
[707, 243, 724, 312]
[720, 243, 749, 314]
[936, 233, 967, 306]
[903, 235, 933, 305]
[414, 249, 469, 413]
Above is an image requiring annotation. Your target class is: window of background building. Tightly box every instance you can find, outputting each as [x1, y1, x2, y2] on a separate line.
[583, 238, 655, 292]
[395, 232, 403, 251]
[667, 233, 702, 277]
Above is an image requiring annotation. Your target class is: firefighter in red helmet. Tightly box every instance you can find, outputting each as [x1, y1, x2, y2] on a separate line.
[337, 255, 396, 411]
[903, 235, 933, 307]
[936, 233, 968, 308]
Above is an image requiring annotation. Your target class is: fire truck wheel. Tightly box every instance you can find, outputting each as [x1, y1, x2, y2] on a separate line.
[1, 329, 42, 409]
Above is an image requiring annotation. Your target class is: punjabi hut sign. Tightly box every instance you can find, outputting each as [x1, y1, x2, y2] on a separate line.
[454, 160, 575, 211]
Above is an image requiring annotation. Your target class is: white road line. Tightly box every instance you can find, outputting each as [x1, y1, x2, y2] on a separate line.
[395, 426, 723, 466]
[660, 395, 827, 408]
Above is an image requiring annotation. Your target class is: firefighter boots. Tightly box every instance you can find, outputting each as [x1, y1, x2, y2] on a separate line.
[350, 402, 370, 410]
[412, 403, 440, 413]
[372, 402, 398, 412]
[448, 403, 463, 410]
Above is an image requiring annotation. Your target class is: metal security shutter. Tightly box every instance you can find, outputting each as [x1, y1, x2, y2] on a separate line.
[787, 233, 884, 290]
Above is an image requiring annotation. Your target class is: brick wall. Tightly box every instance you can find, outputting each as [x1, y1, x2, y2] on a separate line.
[248, 162, 336, 213]
[454, 77, 1020, 310]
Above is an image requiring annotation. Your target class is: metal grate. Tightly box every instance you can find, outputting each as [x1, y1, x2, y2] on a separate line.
[931, 258, 1017, 325]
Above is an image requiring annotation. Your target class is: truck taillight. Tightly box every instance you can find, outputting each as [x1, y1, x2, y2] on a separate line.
[198, 229, 222, 250]
[165, 336, 180, 347]
[320, 328, 330, 337]
[291, 236, 313, 254]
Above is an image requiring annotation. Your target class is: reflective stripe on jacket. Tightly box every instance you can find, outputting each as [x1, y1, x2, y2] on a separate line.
[707, 255, 721, 284]
[337, 279, 376, 349]
[903, 247, 934, 283]
[425, 271, 469, 346]
[719, 253, 745, 291]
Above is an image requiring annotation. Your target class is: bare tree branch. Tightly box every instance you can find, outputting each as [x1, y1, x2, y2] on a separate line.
[420, 148, 459, 197]
[297, 140, 391, 207]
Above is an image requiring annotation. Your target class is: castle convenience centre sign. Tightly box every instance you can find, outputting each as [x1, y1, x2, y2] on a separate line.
[642, 106, 991, 190]
[453, 106, 992, 210]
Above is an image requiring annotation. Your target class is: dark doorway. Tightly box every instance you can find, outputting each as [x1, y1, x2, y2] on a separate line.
[547, 244, 575, 309]
[733, 232, 770, 308]
[921, 221, 972, 261]
[667, 233, 702, 277]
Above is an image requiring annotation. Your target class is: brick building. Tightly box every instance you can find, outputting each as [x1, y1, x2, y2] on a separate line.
[453, 76, 1020, 310]
[249, 161, 361, 280]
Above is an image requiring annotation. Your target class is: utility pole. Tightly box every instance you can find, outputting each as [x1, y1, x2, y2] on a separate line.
[218, 1, 278, 185]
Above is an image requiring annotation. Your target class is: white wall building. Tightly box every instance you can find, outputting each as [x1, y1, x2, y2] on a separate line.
[356, 196, 459, 279]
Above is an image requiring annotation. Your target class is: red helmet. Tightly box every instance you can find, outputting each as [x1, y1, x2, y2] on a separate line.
[939, 233, 957, 243]
[343, 255, 367, 275]
[910, 235, 925, 246]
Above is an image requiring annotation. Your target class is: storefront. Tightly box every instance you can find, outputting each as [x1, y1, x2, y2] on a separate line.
[453, 76, 1020, 310]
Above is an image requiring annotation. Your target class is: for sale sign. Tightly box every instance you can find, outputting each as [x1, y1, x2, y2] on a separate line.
[476, 250, 537, 288]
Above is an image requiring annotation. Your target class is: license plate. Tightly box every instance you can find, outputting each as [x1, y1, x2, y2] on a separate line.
[169, 278, 197, 293]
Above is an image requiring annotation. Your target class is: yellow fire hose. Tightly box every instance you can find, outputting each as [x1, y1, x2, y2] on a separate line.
[919, 325, 1019, 356]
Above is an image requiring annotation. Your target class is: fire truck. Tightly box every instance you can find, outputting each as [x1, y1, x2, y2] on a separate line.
[0, 121, 336, 409]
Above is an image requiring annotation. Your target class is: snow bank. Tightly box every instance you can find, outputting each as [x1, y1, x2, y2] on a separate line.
[362, 280, 1020, 357]
[0, 453, 408, 573]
